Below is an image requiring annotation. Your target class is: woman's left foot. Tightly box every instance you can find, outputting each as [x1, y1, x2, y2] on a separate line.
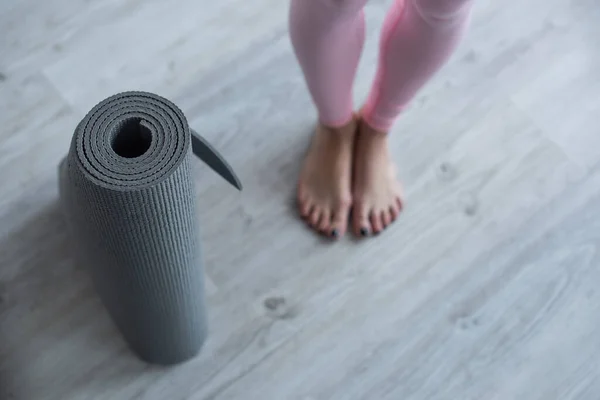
[352, 119, 404, 236]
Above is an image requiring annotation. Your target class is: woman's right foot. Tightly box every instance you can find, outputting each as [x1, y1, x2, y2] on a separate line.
[297, 119, 356, 238]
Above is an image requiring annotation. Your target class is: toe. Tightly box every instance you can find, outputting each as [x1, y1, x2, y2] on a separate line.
[381, 209, 392, 228]
[352, 201, 371, 237]
[331, 200, 351, 238]
[308, 208, 321, 228]
[390, 195, 403, 222]
[396, 196, 403, 211]
[390, 204, 400, 221]
[317, 209, 332, 233]
[370, 210, 384, 234]
[299, 200, 313, 219]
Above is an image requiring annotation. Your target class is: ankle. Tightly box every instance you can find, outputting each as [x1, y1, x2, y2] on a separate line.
[358, 110, 391, 136]
[320, 119, 357, 137]
[359, 119, 389, 141]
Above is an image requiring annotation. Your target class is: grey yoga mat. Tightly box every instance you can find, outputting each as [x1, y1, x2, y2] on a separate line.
[58, 91, 241, 365]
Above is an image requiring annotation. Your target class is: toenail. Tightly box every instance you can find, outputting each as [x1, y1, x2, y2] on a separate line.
[331, 229, 339, 238]
[360, 228, 369, 237]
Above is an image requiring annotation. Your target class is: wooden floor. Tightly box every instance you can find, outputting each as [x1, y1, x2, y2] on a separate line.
[2, 0, 600, 399]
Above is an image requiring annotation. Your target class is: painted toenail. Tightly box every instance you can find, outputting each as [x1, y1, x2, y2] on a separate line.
[331, 229, 339, 238]
[360, 228, 369, 236]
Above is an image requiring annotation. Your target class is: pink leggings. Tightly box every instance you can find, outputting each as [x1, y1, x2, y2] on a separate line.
[289, 0, 473, 132]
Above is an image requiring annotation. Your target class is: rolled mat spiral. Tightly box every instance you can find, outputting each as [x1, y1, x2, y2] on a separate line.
[58, 91, 241, 365]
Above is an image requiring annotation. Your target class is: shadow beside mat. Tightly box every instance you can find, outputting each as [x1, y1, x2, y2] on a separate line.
[0, 201, 150, 400]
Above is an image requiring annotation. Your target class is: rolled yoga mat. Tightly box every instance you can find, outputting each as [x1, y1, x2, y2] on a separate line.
[58, 91, 241, 365]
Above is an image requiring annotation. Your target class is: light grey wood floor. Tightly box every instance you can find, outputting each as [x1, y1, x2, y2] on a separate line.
[1, 0, 600, 399]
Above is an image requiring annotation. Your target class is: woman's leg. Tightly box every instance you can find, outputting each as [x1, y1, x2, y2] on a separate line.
[353, 0, 473, 236]
[290, 0, 369, 238]
[363, 0, 473, 131]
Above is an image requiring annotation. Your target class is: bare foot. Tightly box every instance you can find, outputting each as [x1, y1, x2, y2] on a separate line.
[352, 119, 403, 236]
[297, 119, 356, 238]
